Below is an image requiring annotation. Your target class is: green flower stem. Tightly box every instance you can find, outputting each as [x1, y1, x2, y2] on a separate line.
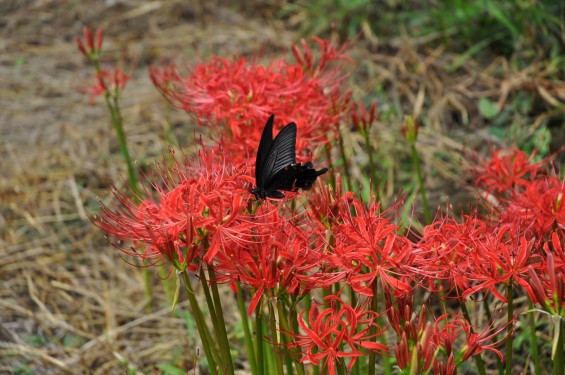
[324, 145, 337, 188]
[527, 299, 541, 375]
[256, 301, 265, 375]
[236, 282, 258, 375]
[505, 284, 514, 375]
[368, 281, 378, 375]
[483, 297, 503, 374]
[208, 266, 235, 374]
[108, 94, 140, 197]
[276, 299, 305, 375]
[460, 301, 487, 375]
[370, 283, 392, 375]
[197, 267, 229, 372]
[180, 271, 219, 375]
[409, 144, 431, 224]
[555, 318, 564, 375]
[363, 130, 380, 202]
[337, 126, 352, 189]
[267, 299, 284, 374]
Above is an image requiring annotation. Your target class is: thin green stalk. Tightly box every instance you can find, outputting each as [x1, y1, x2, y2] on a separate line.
[277, 299, 305, 375]
[109, 94, 139, 196]
[267, 299, 284, 374]
[324, 145, 337, 188]
[368, 281, 378, 375]
[236, 283, 258, 375]
[350, 285, 360, 375]
[256, 302, 265, 375]
[336, 359, 345, 375]
[409, 143, 431, 224]
[556, 319, 564, 375]
[527, 299, 541, 375]
[208, 266, 235, 374]
[505, 284, 514, 375]
[196, 268, 225, 371]
[363, 130, 380, 202]
[180, 271, 219, 375]
[337, 126, 352, 188]
[90, 58, 154, 311]
[483, 296, 504, 374]
[460, 301, 487, 375]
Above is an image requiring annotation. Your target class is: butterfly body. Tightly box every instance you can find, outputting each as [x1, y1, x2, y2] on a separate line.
[251, 114, 328, 200]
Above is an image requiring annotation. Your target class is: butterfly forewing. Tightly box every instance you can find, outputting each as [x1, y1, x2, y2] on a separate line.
[259, 122, 297, 187]
[255, 114, 274, 184]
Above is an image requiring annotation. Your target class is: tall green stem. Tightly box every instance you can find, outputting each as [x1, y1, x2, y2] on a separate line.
[267, 298, 284, 374]
[337, 126, 352, 188]
[409, 143, 431, 224]
[180, 271, 219, 374]
[483, 297, 503, 374]
[277, 299, 305, 375]
[555, 318, 564, 375]
[208, 266, 235, 374]
[505, 284, 514, 375]
[368, 281, 378, 375]
[460, 301, 487, 375]
[527, 299, 541, 375]
[256, 301, 265, 375]
[236, 283, 258, 375]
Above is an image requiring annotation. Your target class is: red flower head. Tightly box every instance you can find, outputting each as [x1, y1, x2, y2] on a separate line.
[150, 37, 352, 162]
[330, 197, 416, 297]
[500, 175, 565, 239]
[87, 65, 130, 101]
[94, 146, 251, 272]
[212, 205, 336, 314]
[472, 148, 545, 197]
[76, 26, 104, 58]
[416, 213, 490, 295]
[290, 295, 387, 375]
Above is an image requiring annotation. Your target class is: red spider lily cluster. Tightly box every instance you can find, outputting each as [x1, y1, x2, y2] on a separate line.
[469, 148, 565, 314]
[87, 24, 565, 374]
[76, 26, 104, 58]
[150, 37, 351, 162]
[77, 26, 129, 101]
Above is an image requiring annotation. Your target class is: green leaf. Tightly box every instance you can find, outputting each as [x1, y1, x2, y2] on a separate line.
[478, 98, 500, 119]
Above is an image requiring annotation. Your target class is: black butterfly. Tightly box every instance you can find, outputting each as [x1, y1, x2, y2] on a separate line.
[251, 114, 328, 200]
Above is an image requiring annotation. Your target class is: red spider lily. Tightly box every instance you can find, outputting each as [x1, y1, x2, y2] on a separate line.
[499, 175, 565, 239]
[351, 100, 377, 136]
[330, 197, 416, 297]
[528, 244, 565, 315]
[471, 148, 545, 197]
[94, 146, 252, 271]
[306, 176, 355, 230]
[393, 307, 436, 373]
[462, 227, 538, 301]
[87, 66, 130, 101]
[391, 304, 505, 374]
[459, 319, 506, 363]
[289, 295, 387, 375]
[76, 26, 104, 58]
[544, 231, 565, 274]
[416, 213, 491, 295]
[212, 206, 337, 314]
[150, 37, 351, 161]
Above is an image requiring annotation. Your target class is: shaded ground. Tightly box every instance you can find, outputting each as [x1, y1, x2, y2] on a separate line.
[1, 1, 563, 374]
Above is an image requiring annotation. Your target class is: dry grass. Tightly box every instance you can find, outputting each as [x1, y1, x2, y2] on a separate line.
[1, 1, 563, 374]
